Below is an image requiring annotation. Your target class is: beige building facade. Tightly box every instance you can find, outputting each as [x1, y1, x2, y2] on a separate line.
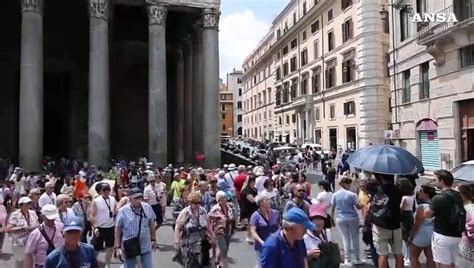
[243, 0, 391, 151]
[388, 0, 474, 171]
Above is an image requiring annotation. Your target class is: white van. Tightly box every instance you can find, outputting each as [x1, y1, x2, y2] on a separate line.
[301, 143, 323, 156]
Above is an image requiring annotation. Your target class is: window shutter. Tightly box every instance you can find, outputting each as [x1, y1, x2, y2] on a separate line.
[325, 69, 330, 89]
[343, 102, 348, 115]
[349, 19, 353, 39]
[342, 23, 346, 42]
[342, 61, 347, 82]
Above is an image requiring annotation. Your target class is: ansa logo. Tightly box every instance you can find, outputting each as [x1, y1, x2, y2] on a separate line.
[412, 13, 459, 23]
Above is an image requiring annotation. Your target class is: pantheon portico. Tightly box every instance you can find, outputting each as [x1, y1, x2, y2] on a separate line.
[0, 0, 221, 171]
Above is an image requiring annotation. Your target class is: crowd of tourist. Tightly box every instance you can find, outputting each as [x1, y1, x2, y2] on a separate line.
[0, 155, 473, 268]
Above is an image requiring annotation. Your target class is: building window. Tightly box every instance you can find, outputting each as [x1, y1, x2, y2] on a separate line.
[276, 67, 281, 80]
[238, 88, 242, 96]
[302, 30, 307, 41]
[291, 38, 298, 49]
[402, 69, 411, 103]
[283, 46, 289, 55]
[276, 87, 282, 105]
[291, 80, 298, 98]
[400, 7, 411, 42]
[313, 40, 319, 59]
[420, 62, 430, 99]
[286, 115, 290, 124]
[342, 50, 355, 83]
[283, 83, 290, 103]
[460, 44, 474, 67]
[237, 114, 242, 122]
[303, 2, 307, 15]
[220, 95, 225, 100]
[284, 21, 289, 33]
[343, 101, 355, 115]
[315, 108, 320, 121]
[341, 0, 352, 9]
[311, 20, 320, 33]
[263, 92, 267, 105]
[283, 62, 289, 76]
[222, 124, 226, 131]
[253, 76, 257, 84]
[301, 49, 308, 66]
[237, 101, 242, 109]
[325, 59, 336, 89]
[314, 129, 322, 144]
[222, 113, 226, 119]
[293, 13, 297, 24]
[277, 29, 281, 39]
[221, 104, 226, 111]
[342, 19, 353, 43]
[328, 31, 334, 51]
[290, 56, 297, 72]
[279, 116, 282, 125]
[329, 104, 335, 119]
[292, 114, 296, 123]
[312, 67, 321, 93]
[301, 75, 308, 95]
[328, 9, 333, 21]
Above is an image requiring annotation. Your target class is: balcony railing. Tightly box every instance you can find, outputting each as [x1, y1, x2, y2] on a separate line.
[417, 5, 457, 44]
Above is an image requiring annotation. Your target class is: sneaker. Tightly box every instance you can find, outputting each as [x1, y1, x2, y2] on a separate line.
[352, 259, 364, 265]
[343, 260, 353, 267]
[404, 258, 411, 267]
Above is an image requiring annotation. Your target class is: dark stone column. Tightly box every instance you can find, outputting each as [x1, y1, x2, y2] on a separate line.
[201, 8, 220, 167]
[176, 47, 185, 163]
[19, 0, 43, 171]
[88, 0, 110, 168]
[148, 4, 168, 167]
[183, 37, 193, 163]
[192, 21, 204, 155]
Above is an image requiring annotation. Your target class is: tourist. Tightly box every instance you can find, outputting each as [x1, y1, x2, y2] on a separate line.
[56, 194, 75, 226]
[6, 196, 39, 268]
[143, 174, 165, 229]
[331, 175, 362, 265]
[198, 179, 212, 212]
[209, 191, 234, 268]
[24, 204, 64, 268]
[114, 184, 130, 211]
[90, 182, 117, 266]
[254, 166, 268, 194]
[0, 192, 6, 255]
[60, 176, 74, 195]
[29, 188, 42, 222]
[260, 207, 312, 268]
[72, 193, 92, 243]
[114, 188, 157, 268]
[398, 178, 415, 266]
[283, 184, 310, 216]
[315, 180, 332, 229]
[170, 173, 185, 202]
[298, 173, 311, 196]
[38, 181, 56, 208]
[259, 178, 279, 210]
[174, 192, 212, 267]
[371, 174, 403, 268]
[45, 216, 98, 267]
[233, 165, 248, 203]
[409, 185, 436, 268]
[325, 162, 336, 192]
[250, 195, 279, 267]
[240, 175, 258, 243]
[457, 184, 474, 267]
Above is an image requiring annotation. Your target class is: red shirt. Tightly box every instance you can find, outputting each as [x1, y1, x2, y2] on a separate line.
[234, 173, 248, 200]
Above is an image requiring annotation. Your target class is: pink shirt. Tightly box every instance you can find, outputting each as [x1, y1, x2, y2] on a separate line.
[25, 223, 64, 265]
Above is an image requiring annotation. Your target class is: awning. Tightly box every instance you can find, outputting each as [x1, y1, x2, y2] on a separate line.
[416, 119, 438, 131]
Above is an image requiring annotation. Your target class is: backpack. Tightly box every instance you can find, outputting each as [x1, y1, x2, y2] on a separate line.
[443, 191, 466, 234]
[370, 186, 393, 229]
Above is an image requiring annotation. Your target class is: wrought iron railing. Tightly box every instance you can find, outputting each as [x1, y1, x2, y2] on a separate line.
[417, 5, 457, 43]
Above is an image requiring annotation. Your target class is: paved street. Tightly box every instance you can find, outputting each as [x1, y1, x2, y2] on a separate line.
[0, 171, 433, 267]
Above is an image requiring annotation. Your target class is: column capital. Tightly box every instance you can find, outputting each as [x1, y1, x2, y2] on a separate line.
[201, 8, 220, 30]
[20, 0, 43, 14]
[89, 0, 109, 20]
[148, 4, 167, 26]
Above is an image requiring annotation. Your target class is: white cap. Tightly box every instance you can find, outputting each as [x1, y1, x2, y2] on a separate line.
[41, 204, 58, 220]
[18, 196, 32, 205]
[228, 164, 236, 170]
[216, 191, 227, 201]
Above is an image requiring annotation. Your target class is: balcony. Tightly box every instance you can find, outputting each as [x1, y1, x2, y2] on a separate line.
[417, 4, 474, 65]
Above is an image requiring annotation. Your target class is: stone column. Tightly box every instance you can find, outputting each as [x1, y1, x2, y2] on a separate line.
[88, 0, 110, 168]
[176, 47, 185, 163]
[305, 110, 309, 141]
[192, 21, 204, 155]
[183, 37, 193, 163]
[19, 0, 43, 172]
[148, 4, 168, 166]
[201, 8, 220, 167]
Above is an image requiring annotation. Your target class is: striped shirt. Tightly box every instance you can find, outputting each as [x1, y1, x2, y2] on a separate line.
[116, 202, 156, 255]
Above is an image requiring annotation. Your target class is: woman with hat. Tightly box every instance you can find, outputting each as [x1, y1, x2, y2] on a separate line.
[6, 196, 39, 268]
[144, 174, 166, 229]
[331, 175, 362, 266]
[250, 195, 280, 268]
[209, 191, 234, 268]
[304, 203, 338, 268]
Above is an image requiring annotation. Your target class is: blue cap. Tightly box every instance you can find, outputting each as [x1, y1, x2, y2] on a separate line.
[283, 207, 315, 231]
[63, 216, 83, 232]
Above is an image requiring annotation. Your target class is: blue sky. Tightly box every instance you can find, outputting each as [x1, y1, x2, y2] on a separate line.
[219, 0, 289, 79]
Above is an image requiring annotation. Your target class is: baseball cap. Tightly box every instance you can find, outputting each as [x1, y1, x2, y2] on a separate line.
[284, 207, 315, 231]
[41, 204, 58, 220]
[63, 216, 83, 232]
[309, 203, 327, 219]
[128, 187, 143, 199]
[18, 196, 32, 205]
[228, 164, 236, 170]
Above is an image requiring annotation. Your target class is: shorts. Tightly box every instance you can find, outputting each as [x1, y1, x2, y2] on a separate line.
[151, 204, 163, 226]
[431, 232, 461, 265]
[216, 234, 230, 257]
[94, 226, 115, 250]
[412, 229, 433, 248]
[372, 225, 402, 256]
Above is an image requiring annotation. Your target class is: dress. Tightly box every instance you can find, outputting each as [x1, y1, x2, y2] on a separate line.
[459, 203, 474, 262]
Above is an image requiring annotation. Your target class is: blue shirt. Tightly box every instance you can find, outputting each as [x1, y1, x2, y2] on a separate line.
[331, 189, 359, 219]
[250, 209, 280, 252]
[116, 202, 156, 255]
[217, 178, 231, 192]
[261, 229, 307, 268]
[45, 243, 98, 268]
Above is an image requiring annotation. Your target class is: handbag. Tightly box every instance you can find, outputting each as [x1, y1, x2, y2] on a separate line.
[123, 206, 144, 259]
[308, 230, 341, 268]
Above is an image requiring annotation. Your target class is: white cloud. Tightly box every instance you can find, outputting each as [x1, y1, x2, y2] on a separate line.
[219, 10, 270, 80]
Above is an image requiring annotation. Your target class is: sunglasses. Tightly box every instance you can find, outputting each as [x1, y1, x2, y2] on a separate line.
[102, 188, 111, 192]
[298, 189, 306, 193]
[191, 201, 200, 205]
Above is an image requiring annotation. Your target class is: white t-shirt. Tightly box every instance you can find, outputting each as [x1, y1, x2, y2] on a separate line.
[144, 183, 166, 206]
[259, 189, 278, 200]
[38, 192, 57, 208]
[315, 191, 333, 215]
[255, 176, 269, 194]
[94, 196, 117, 228]
[303, 229, 332, 252]
[57, 207, 76, 225]
[401, 195, 415, 211]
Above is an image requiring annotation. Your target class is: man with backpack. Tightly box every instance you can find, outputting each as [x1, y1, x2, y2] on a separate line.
[424, 169, 465, 268]
[370, 174, 403, 268]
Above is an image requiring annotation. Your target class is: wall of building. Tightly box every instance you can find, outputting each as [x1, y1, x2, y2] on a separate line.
[227, 71, 243, 136]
